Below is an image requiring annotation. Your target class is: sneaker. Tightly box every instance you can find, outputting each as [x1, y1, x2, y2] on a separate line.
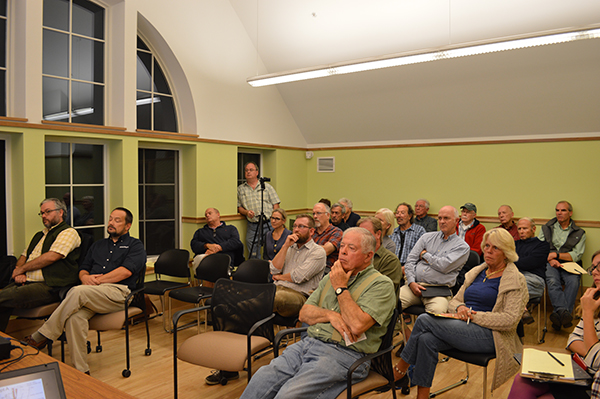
[205, 370, 239, 385]
[560, 310, 573, 328]
[549, 312, 561, 331]
[522, 310, 534, 325]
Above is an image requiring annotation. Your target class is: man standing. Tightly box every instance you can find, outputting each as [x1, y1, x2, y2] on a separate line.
[497, 205, 519, 240]
[330, 203, 349, 231]
[338, 198, 360, 228]
[391, 202, 426, 265]
[414, 199, 437, 232]
[24, 208, 146, 374]
[270, 214, 326, 317]
[515, 217, 550, 324]
[237, 162, 280, 259]
[240, 228, 395, 399]
[190, 208, 243, 267]
[456, 203, 486, 256]
[312, 203, 343, 273]
[0, 198, 80, 331]
[400, 206, 470, 314]
[357, 217, 402, 294]
[541, 201, 586, 330]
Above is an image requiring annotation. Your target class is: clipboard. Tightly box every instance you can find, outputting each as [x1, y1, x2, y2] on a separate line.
[560, 262, 588, 275]
[518, 348, 592, 386]
[420, 285, 452, 298]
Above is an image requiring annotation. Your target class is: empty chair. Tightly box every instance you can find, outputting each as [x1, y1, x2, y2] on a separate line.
[144, 249, 191, 332]
[173, 278, 276, 398]
[232, 258, 270, 283]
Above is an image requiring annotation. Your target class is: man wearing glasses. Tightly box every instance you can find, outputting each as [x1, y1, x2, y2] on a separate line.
[312, 202, 343, 273]
[270, 214, 326, 318]
[0, 198, 80, 331]
[237, 162, 280, 259]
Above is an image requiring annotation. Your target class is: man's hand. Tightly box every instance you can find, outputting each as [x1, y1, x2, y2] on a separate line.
[81, 274, 102, 285]
[330, 260, 351, 290]
[247, 210, 255, 219]
[272, 273, 292, 282]
[205, 243, 222, 253]
[419, 250, 427, 261]
[11, 266, 24, 279]
[329, 311, 358, 343]
[547, 252, 559, 262]
[548, 259, 562, 268]
[14, 274, 27, 284]
[409, 282, 426, 297]
[285, 233, 299, 246]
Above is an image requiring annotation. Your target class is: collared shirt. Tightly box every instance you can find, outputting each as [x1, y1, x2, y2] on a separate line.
[24, 224, 81, 282]
[81, 233, 146, 291]
[236, 181, 280, 223]
[538, 221, 586, 263]
[497, 223, 519, 240]
[269, 239, 326, 296]
[311, 224, 343, 268]
[373, 245, 402, 294]
[306, 265, 395, 354]
[414, 215, 438, 232]
[404, 231, 470, 287]
[457, 220, 474, 240]
[391, 224, 426, 264]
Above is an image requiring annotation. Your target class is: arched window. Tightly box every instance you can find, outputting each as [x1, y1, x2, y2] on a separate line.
[42, 0, 105, 125]
[136, 36, 177, 132]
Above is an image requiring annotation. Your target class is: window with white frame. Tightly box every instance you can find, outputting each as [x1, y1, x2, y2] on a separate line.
[136, 36, 177, 132]
[0, 0, 7, 117]
[42, 0, 105, 125]
[45, 141, 106, 242]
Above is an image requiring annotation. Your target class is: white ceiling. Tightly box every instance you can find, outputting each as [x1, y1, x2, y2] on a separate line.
[230, 0, 600, 147]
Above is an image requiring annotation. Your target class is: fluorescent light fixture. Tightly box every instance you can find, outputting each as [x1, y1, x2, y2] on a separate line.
[247, 27, 600, 87]
[44, 107, 94, 121]
[136, 97, 162, 106]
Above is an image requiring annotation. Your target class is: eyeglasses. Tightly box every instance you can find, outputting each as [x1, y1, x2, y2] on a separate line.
[270, 216, 283, 221]
[244, 168, 257, 172]
[38, 209, 59, 217]
[588, 264, 600, 274]
[292, 224, 310, 230]
[313, 212, 326, 216]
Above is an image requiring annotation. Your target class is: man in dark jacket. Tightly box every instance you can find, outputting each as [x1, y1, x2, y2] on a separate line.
[190, 208, 244, 269]
[540, 201, 586, 331]
[0, 198, 80, 331]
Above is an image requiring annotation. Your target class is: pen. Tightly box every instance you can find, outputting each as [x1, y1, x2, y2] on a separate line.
[466, 307, 472, 325]
[547, 351, 564, 366]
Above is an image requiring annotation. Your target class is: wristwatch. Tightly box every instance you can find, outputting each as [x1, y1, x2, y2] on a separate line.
[335, 287, 348, 296]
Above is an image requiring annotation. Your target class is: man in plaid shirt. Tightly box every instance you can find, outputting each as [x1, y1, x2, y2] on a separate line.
[0, 198, 80, 331]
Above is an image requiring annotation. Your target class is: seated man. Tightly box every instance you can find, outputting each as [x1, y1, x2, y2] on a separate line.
[0, 198, 80, 332]
[400, 206, 470, 314]
[330, 203, 350, 231]
[24, 207, 146, 375]
[456, 202, 486, 256]
[391, 202, 426, 265]
[338, 198, 360, 227]
[270, 214, 326, 317]
[541, 201, 586, 331]
[190, 207, 243, 271]
[515, 217, 550, 324]
[240, 228, 396, 399]
[356, 217, 402, 295]
[497, 205, 519, 240]
[312, 203, 343, 273]
[414, 199, 437, 232]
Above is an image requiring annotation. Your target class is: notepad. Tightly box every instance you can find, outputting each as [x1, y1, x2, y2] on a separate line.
[561, 262, 587, 275]
[521, 348, 574, 380]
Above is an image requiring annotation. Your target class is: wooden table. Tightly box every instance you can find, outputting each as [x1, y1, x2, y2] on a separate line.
[1, 333, 136, 399]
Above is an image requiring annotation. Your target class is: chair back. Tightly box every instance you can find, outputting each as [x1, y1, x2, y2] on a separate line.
[453, 250, 481, 295]
[130, 263, 148, 312]
[154, 249, 190, 278]
[370, 308, 399, 377]
[195, 254, 230, 283]
[77, 231, 95, 267]
[232, 259, 270, 283]
[211, 278, 276, 342]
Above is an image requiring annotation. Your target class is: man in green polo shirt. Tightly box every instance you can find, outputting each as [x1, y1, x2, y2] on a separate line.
[0, 198, 80, 331]
[240, 227, 396, 399]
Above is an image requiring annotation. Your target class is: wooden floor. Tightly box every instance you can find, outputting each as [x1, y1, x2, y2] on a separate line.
[5, 301, 573, 399]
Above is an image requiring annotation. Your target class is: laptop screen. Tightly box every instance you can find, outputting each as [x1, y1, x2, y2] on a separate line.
[0, 362, 67, 399]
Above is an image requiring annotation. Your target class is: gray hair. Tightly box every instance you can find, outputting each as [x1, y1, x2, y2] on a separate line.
[338, 197, 353, 209]
[417, 198, 430, 209]
[344, 227, 376, 254]
[314, 202, 331, 214]
[331, 202, 346, 214]
[518, 217, 536, 229]
[41, 198, 67, 221]
[557, 200, 573, 212]
[357, 217, 383, 234]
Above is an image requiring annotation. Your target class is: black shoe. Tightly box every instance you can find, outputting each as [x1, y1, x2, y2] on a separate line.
[395, 373, 410, 394]
[205, 370, 239, 385]
[522, 310, 534, 325]
[560, 310, 573, 328]
[549, 312, 561, 331]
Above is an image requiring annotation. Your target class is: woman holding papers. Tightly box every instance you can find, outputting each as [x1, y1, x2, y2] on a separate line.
[393, 228, 528, 399]
[507, 250, 600, 399]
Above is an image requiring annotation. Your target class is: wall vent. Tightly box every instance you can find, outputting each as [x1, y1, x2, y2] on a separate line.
[317, 157, 335, 172]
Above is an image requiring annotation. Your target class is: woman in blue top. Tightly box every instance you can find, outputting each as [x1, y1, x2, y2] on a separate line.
[394, 228, 528, 398]
[264, 208, 291, 261]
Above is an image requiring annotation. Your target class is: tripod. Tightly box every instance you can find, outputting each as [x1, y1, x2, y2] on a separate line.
[248, 177, 272, 259]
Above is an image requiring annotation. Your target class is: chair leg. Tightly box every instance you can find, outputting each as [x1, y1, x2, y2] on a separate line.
[429, 362, 470, 398]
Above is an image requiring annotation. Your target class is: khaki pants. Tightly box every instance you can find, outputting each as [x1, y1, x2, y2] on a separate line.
[399, 284, 451, 314]
[273, 286, 307, 317]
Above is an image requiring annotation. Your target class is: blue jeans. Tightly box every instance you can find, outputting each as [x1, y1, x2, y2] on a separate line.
[401, 313, 495, 388]
[240, 337, 369, 399]
[246, 220, 272, 259]
[545, 263, 580, 313]
[522, 271, 545, 302]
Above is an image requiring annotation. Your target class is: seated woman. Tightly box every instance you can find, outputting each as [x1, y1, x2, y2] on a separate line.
[264, 208, 291, 261]
[507, 250, 600, 399]
[393, 228, 528, 398]
[375, 207, 396, 253]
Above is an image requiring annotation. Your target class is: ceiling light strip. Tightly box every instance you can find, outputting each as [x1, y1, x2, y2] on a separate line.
[247, 28, 600, 87]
